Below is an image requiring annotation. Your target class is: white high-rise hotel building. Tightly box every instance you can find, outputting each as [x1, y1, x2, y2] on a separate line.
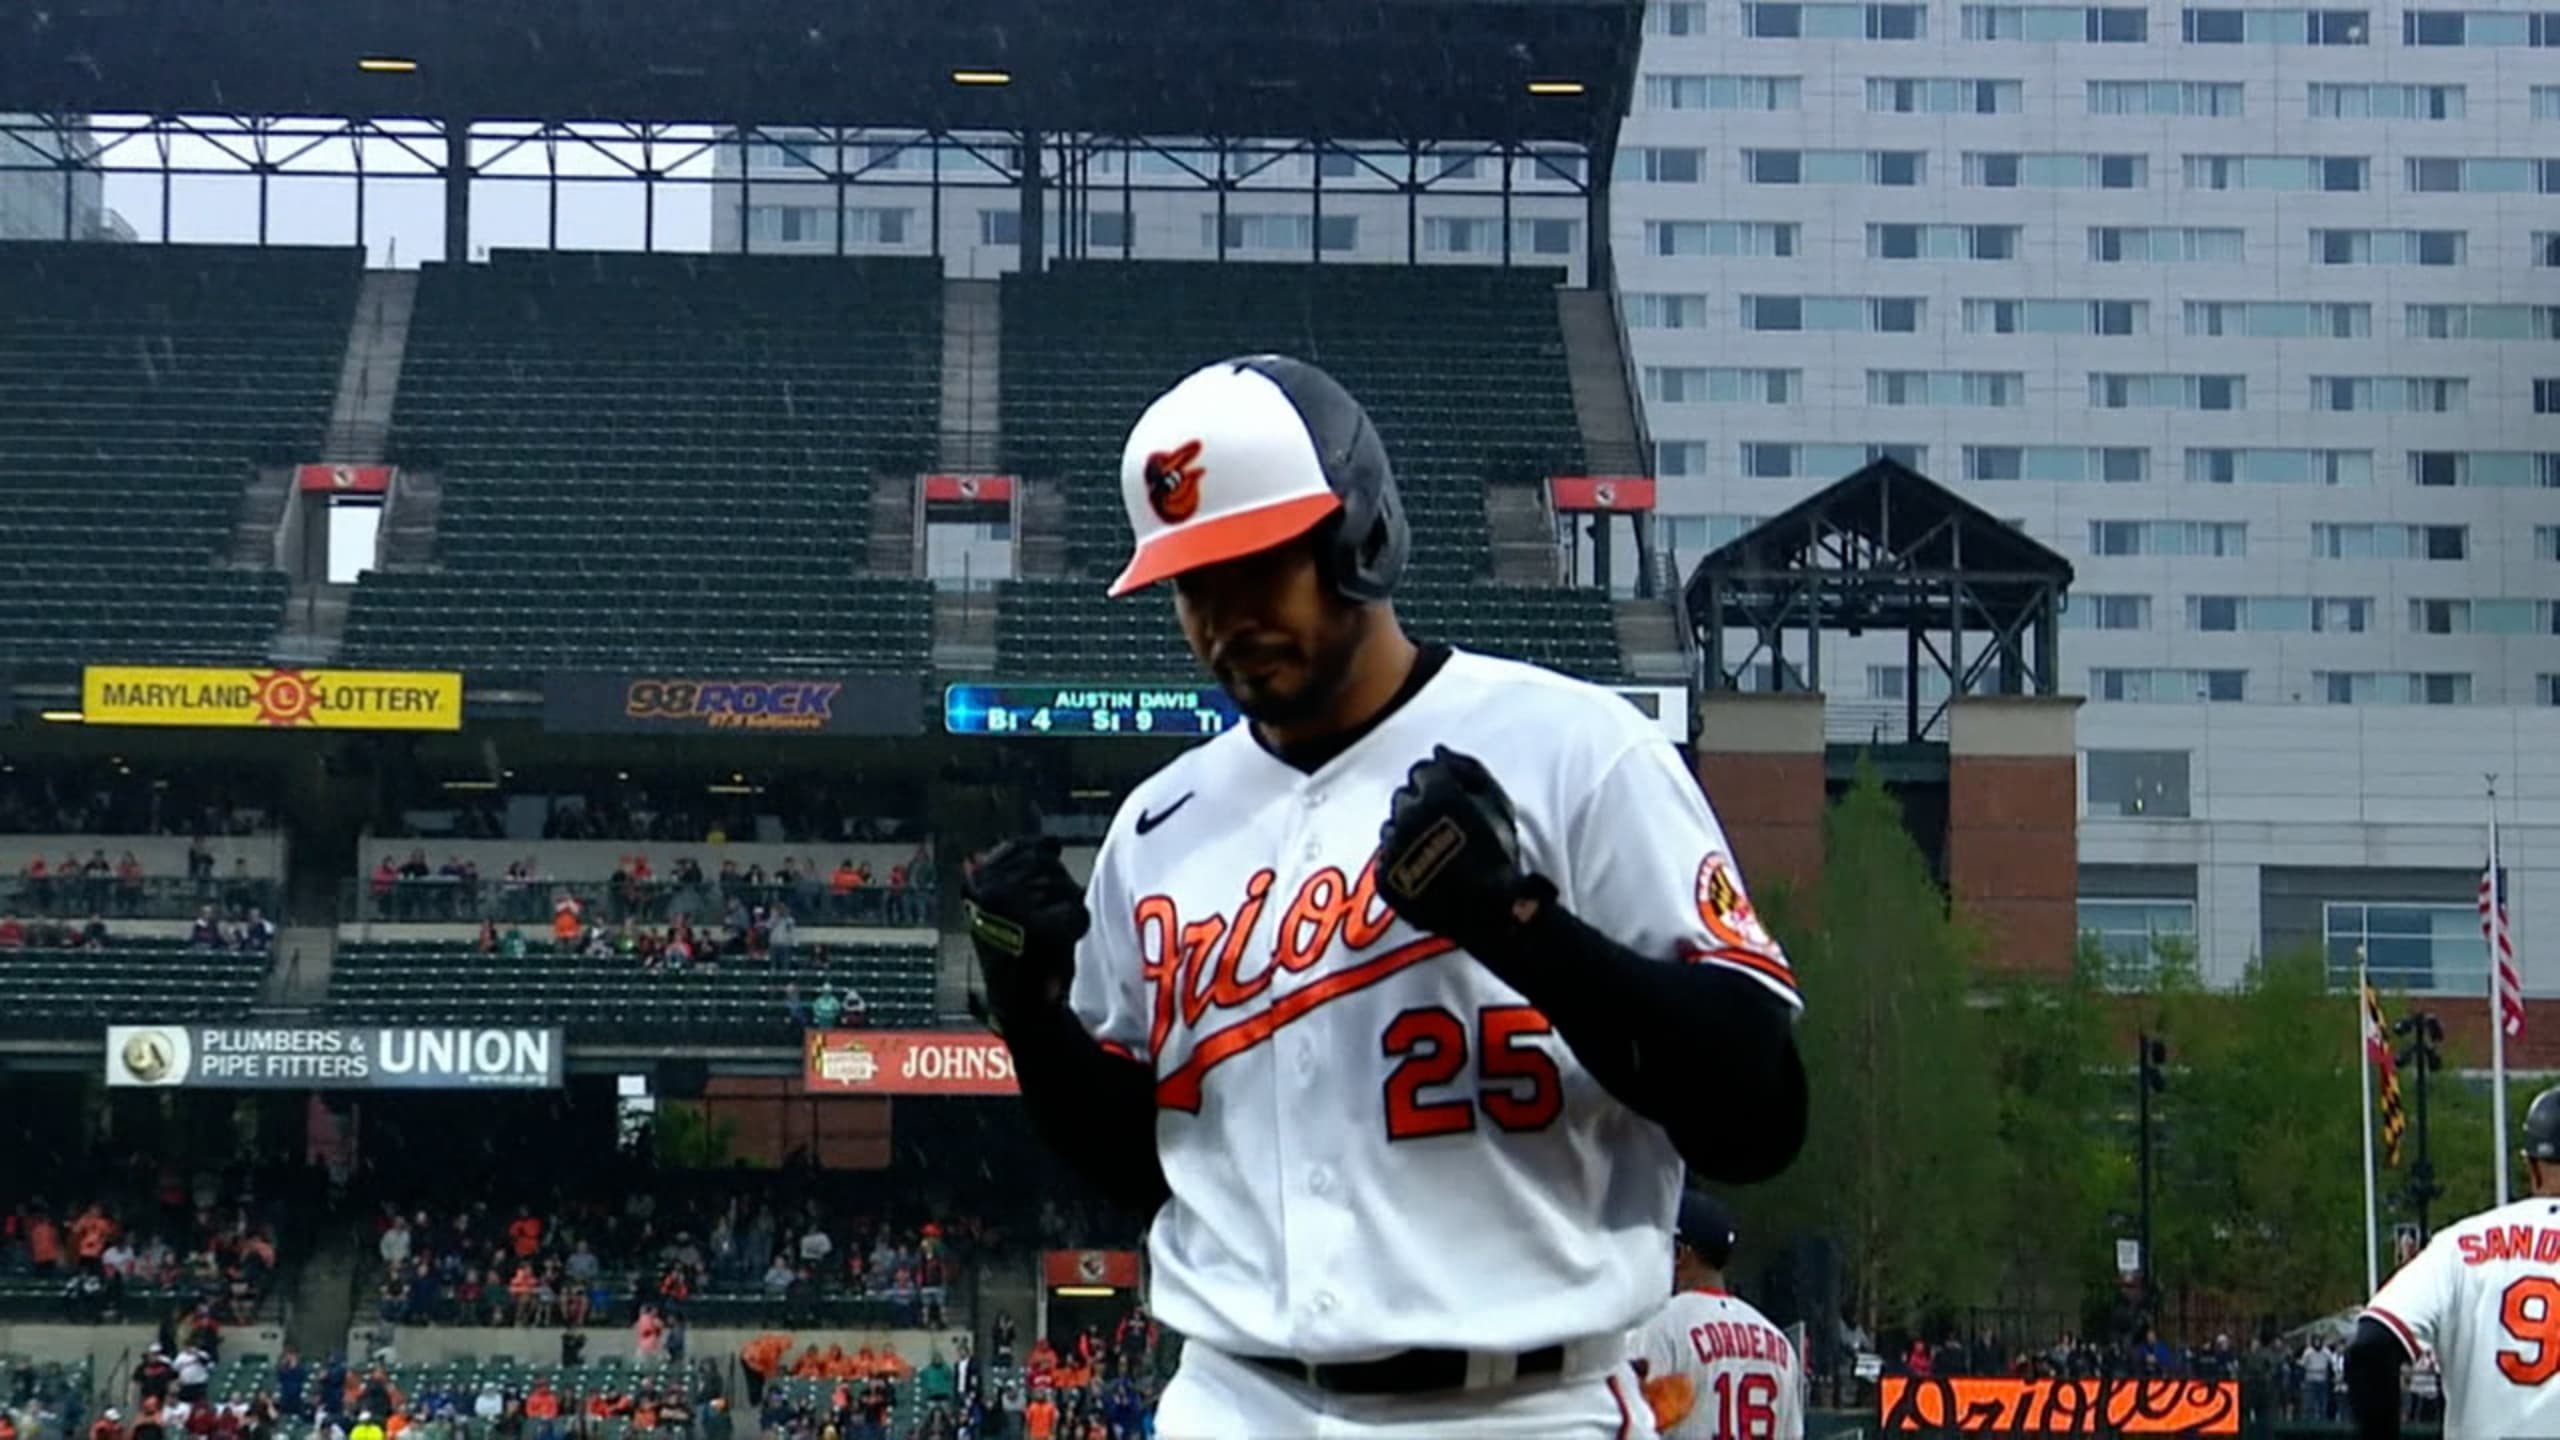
[1621, 0, 2560, 1003]
[716, 4, 2559, 998]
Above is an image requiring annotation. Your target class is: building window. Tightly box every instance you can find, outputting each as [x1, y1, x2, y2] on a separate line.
[1869, 77, 2024, 112]
[1624, 293, 1711, 329]
[2537, 379, 2560, 415]
[2325, 903, 2487, 994]
[1743, 2, 1805, 35]
[1648, 220, 1797, 257]
[2065, 594, 2155, 630]
[1647, 0, 1710, 32]
[1745, 150, 1802, 185]
[1655, 442, 1709, 478]
[2087, 751, 2190, 817]
[2312, 229, 2464, 266]
[1649, 74, 1804, 111]
[2088, 669, 2248, 702]
[2081, 900, 2197, 988]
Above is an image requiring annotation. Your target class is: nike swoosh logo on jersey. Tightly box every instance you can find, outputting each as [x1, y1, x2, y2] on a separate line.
[1134, 793, 1194, 836]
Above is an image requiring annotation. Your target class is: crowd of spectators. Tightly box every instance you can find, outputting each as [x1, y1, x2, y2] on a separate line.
[0, 1356, 90, 1440]
[0, 771, 269, 839]
[367, 1194, 971, 1333]
[7, 844, 274, 924]
[391, 783, 924, 850]
[1, 1183, 283, 1328]
[366, 852, 933, 929]
[741, 1308, 1168, 1440]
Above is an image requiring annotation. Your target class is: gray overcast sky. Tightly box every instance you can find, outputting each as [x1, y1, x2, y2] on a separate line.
[94, 119, 721, 264]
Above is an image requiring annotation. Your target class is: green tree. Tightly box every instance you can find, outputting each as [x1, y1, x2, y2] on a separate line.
[2148, 947, 2365, 1320]
[1983, 939, 2128, 1316]
[652, 1101, 743, 1169]
[1750, 766, 2008, 1333]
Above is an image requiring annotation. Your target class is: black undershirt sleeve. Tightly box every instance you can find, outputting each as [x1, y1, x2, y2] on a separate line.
[2343, 1318, 2410, 1440]
[1001, 998, 1171, 1220]
[1475, 900, 1807, 1182]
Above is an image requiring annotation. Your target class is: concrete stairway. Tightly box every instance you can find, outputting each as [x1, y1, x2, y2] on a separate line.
[270, 583, 353, 664]
[939, 279, 1002, 474]
[270, 925, 338, 1006]
[227, 465, 297, 569]
[322, 272, 420, 461]
[868, 475, 920, 575]
[931, 590, 998, 672]
[1614, 598, 1690, 682]
[376, 468, 443, 571]
[1015, 481, 1069, 579]
[1555, 289, 1648, 477]
[1484, 480, 1560, 583]
[286, 1223, 361, 1359]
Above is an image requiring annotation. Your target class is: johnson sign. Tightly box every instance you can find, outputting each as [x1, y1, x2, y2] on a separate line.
[803, 1030, 1019, 1095]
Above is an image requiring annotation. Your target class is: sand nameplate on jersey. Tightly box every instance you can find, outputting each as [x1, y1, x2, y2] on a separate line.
[1880, 1376, 2239, 1435]
[104, 1025, 564, 1089]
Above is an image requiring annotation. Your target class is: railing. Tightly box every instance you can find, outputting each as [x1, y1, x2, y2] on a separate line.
[343, 876, 939, 928]
[2, 874, 281, 922]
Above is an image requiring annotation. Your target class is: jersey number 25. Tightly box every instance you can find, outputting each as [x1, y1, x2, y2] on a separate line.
[1379, 1004, 1563, 1140]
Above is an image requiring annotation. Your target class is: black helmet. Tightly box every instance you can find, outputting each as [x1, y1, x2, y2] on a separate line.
[2525, 1085, 2560, 1160]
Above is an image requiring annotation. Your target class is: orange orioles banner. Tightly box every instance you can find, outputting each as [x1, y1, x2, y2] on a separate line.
[1880, 1377, 2240, 1435]
[1041, 1250, 1141, 1289]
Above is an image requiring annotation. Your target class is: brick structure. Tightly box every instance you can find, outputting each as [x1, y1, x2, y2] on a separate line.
[1693, 691, 1827, 901]
[1948, 695, 2082, 975]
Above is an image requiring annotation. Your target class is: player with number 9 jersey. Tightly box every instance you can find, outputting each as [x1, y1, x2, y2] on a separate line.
[2348, 1084, 2560, 1440]
[1633, 1193, 1804, 1440]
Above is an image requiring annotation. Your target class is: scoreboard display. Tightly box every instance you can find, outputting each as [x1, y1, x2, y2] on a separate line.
[943, 680, 1689, 743]
[942, 683, 1240, 738]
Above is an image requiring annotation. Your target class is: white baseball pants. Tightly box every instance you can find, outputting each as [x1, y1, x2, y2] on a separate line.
[1153, 1342, 1659, 1439]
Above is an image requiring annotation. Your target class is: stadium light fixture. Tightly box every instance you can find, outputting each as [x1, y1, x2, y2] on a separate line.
[1526, 79, 1586, 96]
[358, 56, 419, 74]
[707, 783, 762, 796]
[440, 779, 499, 791]
[38, 710, 83, 723]
[1053, 1286, 1118, 1298]
[951, 68, 1013, 86]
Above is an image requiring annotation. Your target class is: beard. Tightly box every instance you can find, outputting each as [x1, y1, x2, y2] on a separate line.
[1213, 610, 1364, 731]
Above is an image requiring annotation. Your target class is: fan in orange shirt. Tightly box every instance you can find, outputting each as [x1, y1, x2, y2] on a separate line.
[1023, 1392, 1058, 1440]
[790, 1346, 826, 1380]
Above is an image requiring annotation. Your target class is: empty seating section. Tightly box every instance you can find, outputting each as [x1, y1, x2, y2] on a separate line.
[997, 261, 1625, 679]
[996, 577, 1627, 680]
[0, 939, 265, 1035]
[329, 938, 937, 1040]
[0, 243, 353, 667]
[342, 251, 943, 676]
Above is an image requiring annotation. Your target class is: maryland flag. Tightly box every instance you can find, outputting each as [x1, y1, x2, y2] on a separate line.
[2363, 977, 2407, 1167]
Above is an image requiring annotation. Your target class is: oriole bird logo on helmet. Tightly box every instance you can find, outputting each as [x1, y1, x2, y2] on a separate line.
[1144, 439, 1207, 525]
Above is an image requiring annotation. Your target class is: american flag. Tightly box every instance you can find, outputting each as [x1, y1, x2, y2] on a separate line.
[2482, 859, 2525, 1039]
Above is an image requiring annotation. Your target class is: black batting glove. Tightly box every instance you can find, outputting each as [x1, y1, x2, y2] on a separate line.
[1374, 745, 1556, 959]
[961, 837, 1090, 1036]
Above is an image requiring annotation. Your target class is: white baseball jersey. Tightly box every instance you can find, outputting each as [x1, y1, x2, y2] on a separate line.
[1070, 646, 1802, 1362]
[2364, 1195, 2560, 1440]
[1632, 1290, 1804, 1440]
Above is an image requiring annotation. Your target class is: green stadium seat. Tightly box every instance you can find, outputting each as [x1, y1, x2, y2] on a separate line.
[340, 251, 942, 680]
[0, 242, 355, 669]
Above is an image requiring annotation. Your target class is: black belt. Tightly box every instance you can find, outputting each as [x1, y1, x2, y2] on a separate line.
[1239, 1344, 1566, 1396]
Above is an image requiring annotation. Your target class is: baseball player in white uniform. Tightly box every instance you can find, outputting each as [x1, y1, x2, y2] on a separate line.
[1633, 1192, 1804, 1440]
[2347, 1083, 2560, 1440]
[963, 355, 1809, 1438]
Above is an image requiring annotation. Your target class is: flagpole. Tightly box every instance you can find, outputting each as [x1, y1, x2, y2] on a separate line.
[2361, 953, 2381, 1295]
[2492, 776, 2512, 1207]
